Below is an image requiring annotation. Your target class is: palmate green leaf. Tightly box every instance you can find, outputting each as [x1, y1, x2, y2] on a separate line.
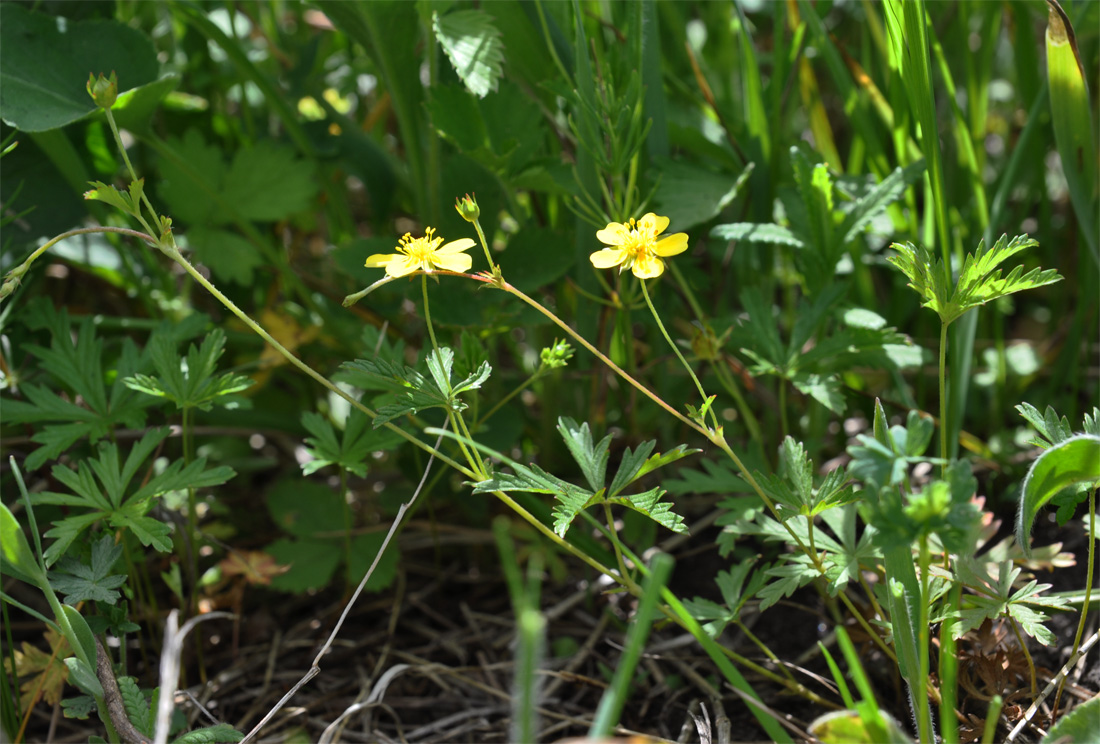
[83, 179, 145, 218]
[888, 235, 1063, 326]
[4, 301, 160, 469]
[1016, 434, 1100, 557]
[300, 409, 403, 477]
[33, 430, 234, 563]
[556, 417, 612, 493]
[433, 9, 504, 99]
[756, 555, 819, 611]
[124, 329, 253, 411]
[47, 534, 126, 605]
[953, 559, 1068, 645]
[343, 347, 489, 427]
[1016, 403, 1099, 449]
[607, 488, 688, 535]
[664, 459, 750, 496]
[756, 438, 857, 521]
[792, 373, 845, 414]
[684, 558, 763, 638]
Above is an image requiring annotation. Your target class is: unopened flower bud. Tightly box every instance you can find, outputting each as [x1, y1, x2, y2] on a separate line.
[87, 72, 118, 109]
[455, 193, 480, 222]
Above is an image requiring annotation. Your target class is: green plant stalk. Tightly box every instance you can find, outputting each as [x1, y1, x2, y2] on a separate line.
[640, 279, 716, 430]
[1007, 616, 1037, 695]
[917, 536, 933, 741]
[601, 501, 632, 585]
[735, 620, 798, 685]
[882, 541, 932, 743]
[981, 696, 1003, 744]
[588, 552, 674, 738]
[475, 369, 543, 429]
[469, 215, 498, 275]
[711, 361, 764, 446]
[939, 321, 949, 471]
[1050, 489, 1095, 719]
[940, 582, 960, 744]
[513, 606, 546, 743]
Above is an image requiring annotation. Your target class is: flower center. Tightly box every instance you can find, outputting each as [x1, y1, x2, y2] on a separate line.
[621, 219, 656, 260]
[398, 227, 444, 261]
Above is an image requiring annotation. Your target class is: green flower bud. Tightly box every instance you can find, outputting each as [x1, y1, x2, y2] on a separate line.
[455, 192, 480, 222]
[87, 72, 118, 109]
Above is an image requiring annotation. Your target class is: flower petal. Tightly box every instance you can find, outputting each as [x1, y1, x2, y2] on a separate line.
[639, 213, 670, 235]
[365, 253, 396, 268]
[590, 248, 626, 268]
[631, 254, 664, 279]
[437, 238, 476, 254]
[595, 223, 629, 246]
[386, 256, 419, 277]
[653, 233, 688, 257]
[432, 253, 473, 273]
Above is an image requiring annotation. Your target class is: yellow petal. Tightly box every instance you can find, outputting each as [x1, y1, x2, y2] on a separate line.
[365, 253, 396, 268]
[631, 254, 664, 279]
[386, 256, 419, 277]
[639, 213, 670, 235]
[437, 238, 476, 254]
[653, 233, 688, 257]
[590, 248, 626, 268]
[595, 223, 629, 246]
[432, 253, 473, 273]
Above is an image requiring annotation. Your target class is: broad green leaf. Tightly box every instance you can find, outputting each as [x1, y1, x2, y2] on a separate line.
[653, 161, 753, 233]
[60, 604, 98, 671]
[1046, 0, 1098, 260]
[265, 538, 342, 594]
[1, 502, 46, 586]
[809, 709, 915, 744]
[837, 159, 926, 246]
[63, 656, 103, 699]
[267, 480, 346, 539]
[1017, 435, 1100, 556]
[0, 4, 158, 132]
[710, 222, 805, 248]
[1041, 695, 1100, 744]
[300, 409, 403, 477]
[346, 532, 400, 593]
[222, 142, 317, 222]
[47, 534, 127, 605]
[792, 373, 845, 414]
[171, 722, 244, 743]
[433, 9, 505, 98]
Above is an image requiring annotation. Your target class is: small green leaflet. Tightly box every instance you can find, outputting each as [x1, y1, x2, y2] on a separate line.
[341, 347, 491, 427]
[888, 234, 1062, 326]
[124, 328, 253, 412]
[683, 558, 765, 638]
[471, 417, 696, 537]
[433, 10, 504, 98]
[753, 437, 856, 521]
[299, 408, 404, 477]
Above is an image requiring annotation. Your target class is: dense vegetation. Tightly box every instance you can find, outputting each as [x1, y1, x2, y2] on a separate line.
[1, 1, 1097, 742]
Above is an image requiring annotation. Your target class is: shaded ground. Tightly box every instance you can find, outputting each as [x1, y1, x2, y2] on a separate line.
[9, 501, 1097, 744]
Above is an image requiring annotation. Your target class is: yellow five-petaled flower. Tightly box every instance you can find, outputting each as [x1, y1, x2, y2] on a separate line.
[589, 213, 688, 279]
[365, 227, 476, 278]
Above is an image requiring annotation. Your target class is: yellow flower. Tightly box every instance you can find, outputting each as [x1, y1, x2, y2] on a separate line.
[365, 227, 476, 278]
[590, 213, 688, 279]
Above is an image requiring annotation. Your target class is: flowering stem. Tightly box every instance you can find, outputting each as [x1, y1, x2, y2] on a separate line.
[0, 226, 156, 301]
[640, 280, 718, 431]
[469, 216, 497, 275]
[422, 275, 439, 353]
